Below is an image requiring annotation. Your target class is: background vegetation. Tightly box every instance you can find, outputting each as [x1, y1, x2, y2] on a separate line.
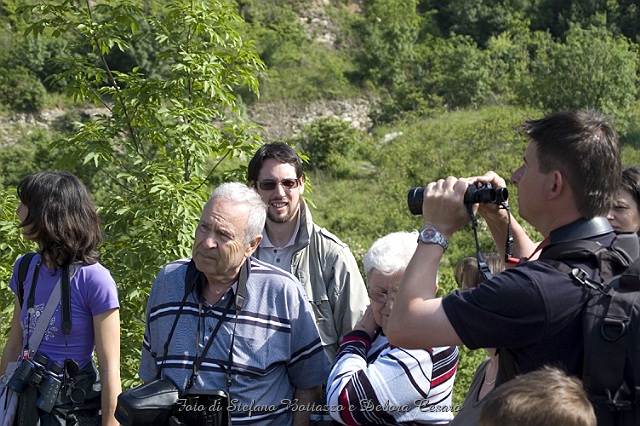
[2, 0, 640, 408]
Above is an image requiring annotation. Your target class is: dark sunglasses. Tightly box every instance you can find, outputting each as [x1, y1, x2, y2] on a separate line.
[258, 178, 300, 191]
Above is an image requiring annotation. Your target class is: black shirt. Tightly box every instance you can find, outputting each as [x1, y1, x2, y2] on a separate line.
[442, 219, 616, 386]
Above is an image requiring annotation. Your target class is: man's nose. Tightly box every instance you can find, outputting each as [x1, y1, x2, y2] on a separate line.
[511, 167, 523, 184]
[273, 182, 287, 196]
[202, 232, 218, 248]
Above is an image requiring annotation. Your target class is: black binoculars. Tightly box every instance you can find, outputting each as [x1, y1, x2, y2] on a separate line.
[8, 352, 64, 412]
[407, 182, 508, 216]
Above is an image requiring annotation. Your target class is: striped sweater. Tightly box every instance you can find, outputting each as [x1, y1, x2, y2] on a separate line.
[327, 330, 458, 425]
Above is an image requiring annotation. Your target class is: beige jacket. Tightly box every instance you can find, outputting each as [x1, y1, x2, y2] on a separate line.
[256, 201, 368, 361]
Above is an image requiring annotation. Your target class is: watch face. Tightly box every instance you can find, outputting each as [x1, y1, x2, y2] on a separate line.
[422, 228, 436, 240]
[419, 226, 447, 251]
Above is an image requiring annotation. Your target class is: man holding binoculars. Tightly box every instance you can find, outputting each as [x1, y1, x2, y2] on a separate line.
[386, 109, 624, 425]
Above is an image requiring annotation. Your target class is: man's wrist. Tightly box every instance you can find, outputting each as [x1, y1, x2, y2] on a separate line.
[417, 225, 449, 251]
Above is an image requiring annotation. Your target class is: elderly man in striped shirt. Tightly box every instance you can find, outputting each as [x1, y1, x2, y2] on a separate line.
[139, 182, 330, 426]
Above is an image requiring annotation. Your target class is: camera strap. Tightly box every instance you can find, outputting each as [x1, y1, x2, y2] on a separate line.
[188, 258, 249, 390]
[160, 258, 248, 394]
[467, 204, 495, 282]
[466, 198, 516, 278]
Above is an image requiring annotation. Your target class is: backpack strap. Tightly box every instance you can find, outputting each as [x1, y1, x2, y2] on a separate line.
[61, 265, 73, 335]
[540, 238, 633, 281]
[541, 239, 640, 415]
[619, 257, 640, 291]
[582, 269, 640, 412]
[17, 252, 37, 308]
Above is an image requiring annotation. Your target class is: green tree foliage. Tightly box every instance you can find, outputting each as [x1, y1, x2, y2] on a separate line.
[525, 21, 639, 132]
[0, 66, 47, 112]
[431, 0, 532, 47]
[425, 34, 492, 109]
[484, 16, 541, 105]
[292, 117, 370, 178]
[10, 0, 264, 385]
[352, 0, 422, 89]
[531, 0, 634, 39]
[235, 0, 357, 102]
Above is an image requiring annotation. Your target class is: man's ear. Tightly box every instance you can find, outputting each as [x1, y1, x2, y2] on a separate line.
[245, 235, 262, 257]
[548, 170, 564, 200]
[299, 175, 305, 195]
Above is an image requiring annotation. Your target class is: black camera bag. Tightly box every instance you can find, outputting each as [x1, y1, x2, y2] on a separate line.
[115, 378, 180, 426]
[115, 261, 201, 426]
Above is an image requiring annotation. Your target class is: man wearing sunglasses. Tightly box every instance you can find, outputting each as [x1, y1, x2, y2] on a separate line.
[248, 143, 369, 364]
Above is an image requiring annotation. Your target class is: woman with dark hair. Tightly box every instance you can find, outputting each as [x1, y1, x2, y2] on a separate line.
[608, 166, 640, 235]
[0, 171, 120, 425]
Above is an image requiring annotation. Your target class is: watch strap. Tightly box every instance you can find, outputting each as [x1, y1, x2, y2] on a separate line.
[418, 226, 449, 251]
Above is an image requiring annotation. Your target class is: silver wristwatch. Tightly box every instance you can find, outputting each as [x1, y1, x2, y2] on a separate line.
[418, 226, 449, 251]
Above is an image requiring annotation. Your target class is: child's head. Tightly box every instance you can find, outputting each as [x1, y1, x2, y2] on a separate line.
[479, 366, 596, 426]
[454, 253, 504, 290]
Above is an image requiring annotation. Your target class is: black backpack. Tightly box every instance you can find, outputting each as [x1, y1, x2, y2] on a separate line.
[538, 234, 640, 426]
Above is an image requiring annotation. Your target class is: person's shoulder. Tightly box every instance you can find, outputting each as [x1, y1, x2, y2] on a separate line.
[250, 257, 299, 284]
[149, 259, 190, 301]
[249, 257, 308, 297]
[160, 258, 191, 275]
[311, 224, 349, 248]
[502, 259, 565, 280]
[430, 345, 459, 358]
[74, 261, 115, 283]
[77, 261, 109, 273]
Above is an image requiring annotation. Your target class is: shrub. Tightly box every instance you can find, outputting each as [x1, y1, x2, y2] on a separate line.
[294, 117, 368, 178]
[0, 66, 46, 112]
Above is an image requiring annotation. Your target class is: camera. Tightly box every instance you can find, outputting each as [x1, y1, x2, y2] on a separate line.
[36, 361, 63, 412]
[8, 352, 48, 393]
[407, 182, 508, 216]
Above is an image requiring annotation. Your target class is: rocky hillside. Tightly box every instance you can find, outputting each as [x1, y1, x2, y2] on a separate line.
[1, 0, 372, 146]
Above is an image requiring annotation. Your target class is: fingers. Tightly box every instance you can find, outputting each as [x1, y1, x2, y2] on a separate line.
[469, 171, 507, 188]
[424, 176, 468, 199]
[420, 176, 471, 237]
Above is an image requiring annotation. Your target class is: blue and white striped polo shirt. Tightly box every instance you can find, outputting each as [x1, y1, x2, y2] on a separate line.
[139, 257, 330, 425]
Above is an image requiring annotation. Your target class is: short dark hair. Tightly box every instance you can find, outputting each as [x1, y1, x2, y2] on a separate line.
[247, 143, 304, 183]
[621, 165, 640, 209]
[522, 109, 620, 218]
[17, 171, 102, 268]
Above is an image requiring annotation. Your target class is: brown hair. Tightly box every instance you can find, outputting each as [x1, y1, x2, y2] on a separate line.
[17, 171, 102, 268]
[479, 366, 596, 426]
[247, 143, 305, 183]
[621, 165, 640, 209]
[454, 253, 504, 290]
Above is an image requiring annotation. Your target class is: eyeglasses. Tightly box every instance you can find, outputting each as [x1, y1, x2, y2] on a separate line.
[369, 291, 392, 304]
[258, 178, 300, 191]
